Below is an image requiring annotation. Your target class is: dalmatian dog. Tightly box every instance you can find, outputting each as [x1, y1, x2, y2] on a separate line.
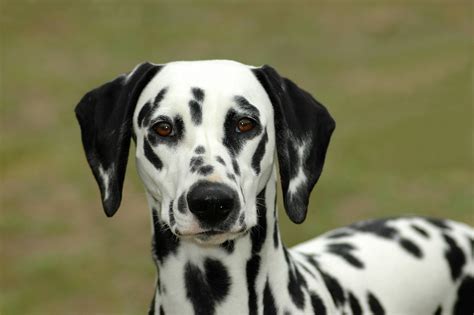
[75, 60, 473, 315]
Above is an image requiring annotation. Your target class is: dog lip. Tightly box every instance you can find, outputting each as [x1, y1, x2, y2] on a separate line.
[176, 228, 246, 239]
[198, 230, 222, 236]
[178, 229, 228, 237]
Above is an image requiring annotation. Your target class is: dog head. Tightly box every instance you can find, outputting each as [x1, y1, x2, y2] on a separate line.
[76, 60, 335, 245]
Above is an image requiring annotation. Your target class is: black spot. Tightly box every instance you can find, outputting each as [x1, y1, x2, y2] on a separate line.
[178, 193, 187, 214]
[453, 275, 474, 315]
[138, 88, 168, 128]
[425, 217, 451, 230]
[368, 292, 385, 315]
[169, 200, 175, 226]
[232, 159, 240, 176]
[263, 278, 277, 315]
[250, 189, 267, 254]
[411, 224, 430, 238]
[190, 156, 204, 172]
[305, 255, 345, 308]
[223, 108, 262, 157]
[433, 305, 442, 315]
[138, 102, 152, 128]
[239, 212, 245, 225]
[234, 96, 260, 115]
[252, 129, 269, 175]
[326, 243, 364, 269]
[321, 270, 345, 308]
[246, 255, 261, 315]
[399, 237, 423, 258]
[220, 240, 235, 254]
[192, 87, 205, 102]
[204, 258, 231, 302]
[350, 219, 397, 239]
[144, 140, 163, 170]
[159, 305, 165, 315]
[188, 88, 204, 125]
[151, 208, 179, 264]
[189, 100, 202, 125]
[283, 247, 291, 264]
[298, 262, 318, 279]
[216, 156, 226, 166]
[273, 220, 279, 249]
[173, 115, 185, 141]
[326, 231, 354, 239]
[194, 146, 205, 154]
[227, 173, 236, 182]
[443, 233, 466, 281]
[154, 87, 168, 105]
[184, 259, 230, 315]
[348, 292, 362, 315]
[198, 165, 214, 176]
[310, 292, 327, 315]
[351, 218, 423, 258]
[287, 263, 307, 309]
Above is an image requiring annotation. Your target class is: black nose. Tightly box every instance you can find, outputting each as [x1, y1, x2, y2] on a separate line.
[187, 181, 237, 226]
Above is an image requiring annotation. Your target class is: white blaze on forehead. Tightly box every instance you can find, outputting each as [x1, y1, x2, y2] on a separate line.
[98, 164, 112, 201]
[288, 144, 308, 195]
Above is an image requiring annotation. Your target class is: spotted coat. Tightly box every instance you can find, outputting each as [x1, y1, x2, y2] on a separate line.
[76, 60, 474, 315]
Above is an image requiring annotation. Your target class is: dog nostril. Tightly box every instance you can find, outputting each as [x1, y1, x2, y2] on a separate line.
[187, 181, 236, 226]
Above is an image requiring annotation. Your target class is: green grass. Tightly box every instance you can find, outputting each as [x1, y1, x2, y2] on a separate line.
[1, 1, 472, 314]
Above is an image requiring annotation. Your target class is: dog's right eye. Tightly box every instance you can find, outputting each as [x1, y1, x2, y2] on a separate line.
[153, 122, 173, 137]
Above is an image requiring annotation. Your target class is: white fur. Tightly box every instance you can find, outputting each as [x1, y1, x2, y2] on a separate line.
[121, 60, 474, 315]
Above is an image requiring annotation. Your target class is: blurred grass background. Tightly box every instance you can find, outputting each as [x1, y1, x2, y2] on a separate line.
[1, 1, 472, 314]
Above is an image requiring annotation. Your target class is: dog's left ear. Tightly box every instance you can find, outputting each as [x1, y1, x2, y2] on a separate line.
[75, 62, 161, 217]
[252, 65, 335, 224]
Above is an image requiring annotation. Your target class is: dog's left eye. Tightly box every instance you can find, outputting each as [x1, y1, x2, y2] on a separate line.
[236, 117, 256, 133]
[153, 121, 173, 137]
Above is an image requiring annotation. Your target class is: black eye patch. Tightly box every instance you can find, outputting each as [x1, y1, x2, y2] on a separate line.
[223, 106, 262, 157]
[147, 114, 185, 146]
[234, 96, 260, 118]
[138, 87, 168, 128]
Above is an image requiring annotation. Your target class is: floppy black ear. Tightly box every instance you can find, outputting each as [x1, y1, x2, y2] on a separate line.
[75, 62, 161, 217]
[252, 65, 335, 224]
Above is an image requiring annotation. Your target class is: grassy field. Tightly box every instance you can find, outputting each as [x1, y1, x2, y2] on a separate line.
[1, 1, 472, 314]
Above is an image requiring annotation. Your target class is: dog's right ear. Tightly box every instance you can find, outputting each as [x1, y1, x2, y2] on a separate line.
[75, 62, 162, 217]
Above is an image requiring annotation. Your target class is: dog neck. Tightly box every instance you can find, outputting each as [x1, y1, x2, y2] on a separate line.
[148, 169, 291, 314]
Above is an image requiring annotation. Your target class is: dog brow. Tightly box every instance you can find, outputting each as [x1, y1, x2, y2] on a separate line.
[234, 96, 260, 118]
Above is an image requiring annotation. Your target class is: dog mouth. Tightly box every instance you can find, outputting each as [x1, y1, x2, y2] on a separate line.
[176, 228, 247, 245]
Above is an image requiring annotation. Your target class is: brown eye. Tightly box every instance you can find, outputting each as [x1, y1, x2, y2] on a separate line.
[237, 117, 256, 133]
[153, 122, 173, 137]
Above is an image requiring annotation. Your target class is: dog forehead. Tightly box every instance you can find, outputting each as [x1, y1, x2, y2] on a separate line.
[136, 60, 271, 112]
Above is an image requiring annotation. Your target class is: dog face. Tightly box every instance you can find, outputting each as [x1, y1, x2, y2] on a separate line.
[132, 61, 275, 244]
[75, 60, 334, 245]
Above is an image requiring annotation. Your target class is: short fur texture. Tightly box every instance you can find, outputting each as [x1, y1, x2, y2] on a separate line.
[76, 60, 474, 315]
